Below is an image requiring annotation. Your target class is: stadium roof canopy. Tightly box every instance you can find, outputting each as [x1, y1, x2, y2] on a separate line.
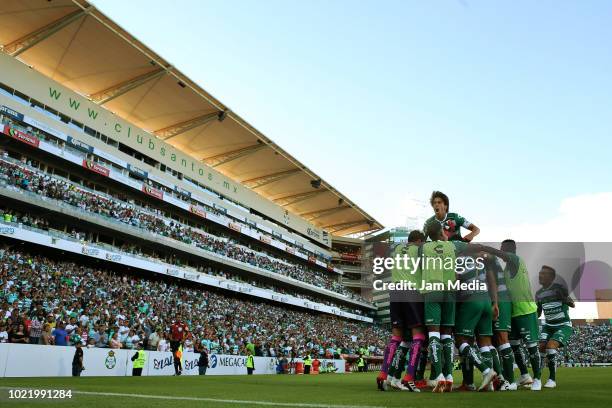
[0, 0, 383, 237]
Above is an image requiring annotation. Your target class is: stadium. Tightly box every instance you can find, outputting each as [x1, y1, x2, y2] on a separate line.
[0, 1, 610, 407]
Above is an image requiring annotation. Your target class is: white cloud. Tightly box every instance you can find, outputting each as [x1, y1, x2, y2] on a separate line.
[479, 192, 612, 242]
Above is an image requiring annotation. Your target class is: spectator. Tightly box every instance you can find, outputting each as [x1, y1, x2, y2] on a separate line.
[52, 322, 68, 346]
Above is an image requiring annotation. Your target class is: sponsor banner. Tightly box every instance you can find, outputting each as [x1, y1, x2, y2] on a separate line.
[105, 253, 122, 262]
[81, 246, 100, 257]
[174, 185, 191, 198]
[127, 163, 148, 179]
[259, 235, 271, 244]
[142, 184, 164, 200]
[94, 147, 127, 168]
[82, 159, 110, 177]
[166, 268, 180, 277]
[23, 115, 68, 141]
[286, 246, 295, 255]
[2, 125, 40, 147]
[1, 105, 24, 121]
[0, 226, 16, 235]
[0, 220, 374, 320]
[228, 222, 241, 232]
[189, 204, 207, 219]
[66, 135, 94, 153]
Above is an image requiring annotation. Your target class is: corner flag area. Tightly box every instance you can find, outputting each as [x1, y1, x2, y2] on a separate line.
[1, 369, 610, 408]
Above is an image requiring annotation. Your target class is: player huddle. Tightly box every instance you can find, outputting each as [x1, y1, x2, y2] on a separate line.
[376, 191, 575, 393]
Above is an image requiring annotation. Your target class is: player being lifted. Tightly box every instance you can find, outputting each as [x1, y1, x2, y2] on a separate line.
[536, 266, 575, 389]
[379, 230, 426, 392]
[423, 191, 480, 242]
[479, 239, 543, 391]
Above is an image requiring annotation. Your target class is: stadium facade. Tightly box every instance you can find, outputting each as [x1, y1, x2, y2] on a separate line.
[0, 1, 385, 325]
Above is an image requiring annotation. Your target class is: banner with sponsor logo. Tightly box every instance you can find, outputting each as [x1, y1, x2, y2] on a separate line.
[228, 222, 241, 232]
[259, 235, 271, 244]
[66, 136, 94, 153]
[82, 159, 110, 177]
[0, 344, 345, 377]
[142, 184, 164, 199]
[189, 204, 207, 219]
[2, 125, 40, 147]
[127, 163, 148, 180]
[1, 105, 24, 121]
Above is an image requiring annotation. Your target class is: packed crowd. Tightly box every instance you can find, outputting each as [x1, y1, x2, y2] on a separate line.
[0, 206, 369, 317]
[559, 324, 612, 364]
[0, 247, 386, 357]
[0, 157, 364, 300]
[1, 115, 331, 266]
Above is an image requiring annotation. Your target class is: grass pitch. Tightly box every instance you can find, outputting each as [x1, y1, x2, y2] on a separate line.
[1, 368, 610, 408]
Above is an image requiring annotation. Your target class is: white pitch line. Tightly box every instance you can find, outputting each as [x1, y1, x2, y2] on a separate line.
[1, 388, 387, 408]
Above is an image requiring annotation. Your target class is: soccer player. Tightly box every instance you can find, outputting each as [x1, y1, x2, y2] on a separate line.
[421, 221, 479, 393]
[379, 230, 425, 392]
[423, 191, 480, 242]
[490, 257, 518, 390]
[536, 266, 575, 389]
[481, 239, 543, 391]
[454, 253, 499, 391]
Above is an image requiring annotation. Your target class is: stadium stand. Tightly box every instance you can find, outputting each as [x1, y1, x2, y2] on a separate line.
[0, 247, 386, 356]
[0, 154, 363, 300]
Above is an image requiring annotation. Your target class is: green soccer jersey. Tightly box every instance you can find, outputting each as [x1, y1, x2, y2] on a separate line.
[391, 243, 420, 285]
[457, 259, 489, 301]
[503, 253, 538, 317]
[423, 212, 471, 241]
[490, 257, 511, 301]
[420, 240, 468, 293]
[536, 283, 572, 327]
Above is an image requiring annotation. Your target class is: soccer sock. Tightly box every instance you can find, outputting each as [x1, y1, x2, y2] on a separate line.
[380, 335, 401, 376]
[527, 344, 541, 380]
[499, 343, 515, 383]
[546, 349, 557, 381]
[489, 346, 503, 380]
[511, 341, 528, 375]
[461, 353, 474, 385]
[415, 345, 428, 381]
[428, 332, 442, 379]
[441, 335, 454, 378]
[480, 346, 493, 370]
[459, 343, 489, 374]
[389, 341, 410, 380]
[406, 333, 425, 379]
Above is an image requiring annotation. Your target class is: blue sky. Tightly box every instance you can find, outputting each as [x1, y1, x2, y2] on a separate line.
[92, 0, 612, 239]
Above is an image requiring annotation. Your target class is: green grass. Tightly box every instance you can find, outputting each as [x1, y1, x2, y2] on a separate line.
[1, 368, 610, 408]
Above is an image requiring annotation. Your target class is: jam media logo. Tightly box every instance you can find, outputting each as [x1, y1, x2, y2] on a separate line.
[105, 350, 117, 369]
[209, 354, 218, 368]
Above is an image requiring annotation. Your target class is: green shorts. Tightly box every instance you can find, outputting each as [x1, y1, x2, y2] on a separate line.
[455, 300, 493, 337]
[493, 301, 512, 332]
[539, 324, 573, 346]
[510, 312, 540, 345]
[424, 292, 455, 327]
